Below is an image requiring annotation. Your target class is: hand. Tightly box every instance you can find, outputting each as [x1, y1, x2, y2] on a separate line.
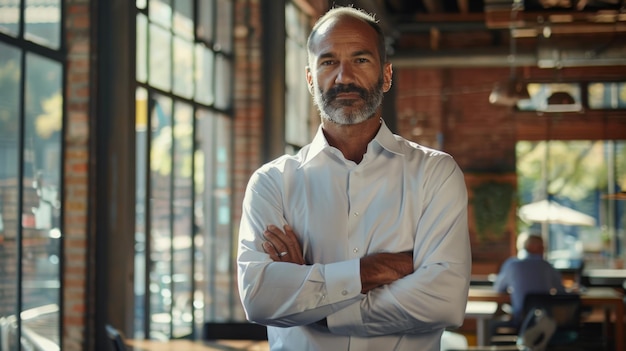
[262, 224, 306, 265]
[359, 251, 413, 294]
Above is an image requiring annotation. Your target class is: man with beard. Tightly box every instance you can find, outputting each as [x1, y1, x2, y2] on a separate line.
[236, 6, 471, 351]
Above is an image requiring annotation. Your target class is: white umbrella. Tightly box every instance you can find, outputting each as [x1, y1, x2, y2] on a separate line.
[518, 199, 596, 226]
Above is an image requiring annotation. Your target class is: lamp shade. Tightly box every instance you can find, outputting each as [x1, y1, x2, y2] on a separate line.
[547, 91, 576, 105]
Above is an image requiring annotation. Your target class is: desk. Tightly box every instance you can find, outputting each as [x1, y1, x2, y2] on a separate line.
[126, 339, 269, 351]
[584, 269, 626, 286]
[468, 287, 624, 351]
[465, 301, 499, 346]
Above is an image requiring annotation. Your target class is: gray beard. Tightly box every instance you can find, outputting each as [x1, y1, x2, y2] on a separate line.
[314, 78, 384, 125]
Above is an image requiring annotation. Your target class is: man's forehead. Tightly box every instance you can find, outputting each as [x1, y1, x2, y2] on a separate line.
[315, 15, 371, 36]
[310, 16, 377, 53]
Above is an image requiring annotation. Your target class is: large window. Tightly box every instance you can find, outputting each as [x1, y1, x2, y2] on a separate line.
[588, 82, 626, 110]
[0, 0, 64, 350]
[134, 0, 235, 340]
[517, 140, 626, 271]
[284, 1, 313, 154]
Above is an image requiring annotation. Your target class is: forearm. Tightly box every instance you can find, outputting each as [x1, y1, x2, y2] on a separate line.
[327, 260, 470, 337]
[238, 245, 364, 327]
[359, 251, 414, 293]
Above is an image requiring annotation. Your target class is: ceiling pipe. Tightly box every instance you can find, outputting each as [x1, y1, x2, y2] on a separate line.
[390, 44, 626, 68]
[390, 49, 536, 68]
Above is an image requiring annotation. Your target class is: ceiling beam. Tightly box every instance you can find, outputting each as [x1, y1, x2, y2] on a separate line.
[457, 0, 470, 13]
[422, 0, 444, 13]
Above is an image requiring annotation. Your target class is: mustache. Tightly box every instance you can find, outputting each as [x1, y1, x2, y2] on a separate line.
[326, 84, 367, 100]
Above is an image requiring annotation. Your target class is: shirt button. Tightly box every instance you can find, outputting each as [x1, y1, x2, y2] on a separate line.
[341, 290, 348, 296]
[353, 212, 359, 216]
[353, 248, 359, 253]
[321, 294, 326, 300]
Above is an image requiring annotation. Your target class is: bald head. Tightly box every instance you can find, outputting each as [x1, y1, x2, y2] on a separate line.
[307, 7, 387, 66]
[523, 235, 545, 255]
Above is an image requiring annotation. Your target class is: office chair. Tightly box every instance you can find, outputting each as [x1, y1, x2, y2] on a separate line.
[105, 324, 128, 351]
[487, 293, 583, 349]
[518, 293, 584, 350]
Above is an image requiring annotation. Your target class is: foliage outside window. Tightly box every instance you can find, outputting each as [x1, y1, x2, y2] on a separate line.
[516, 140, 626, 269]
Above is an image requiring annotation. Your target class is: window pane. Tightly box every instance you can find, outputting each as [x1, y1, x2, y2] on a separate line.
[214, 0, 232, 52]
[214, 54, 231, 110]
[137, 13, 148, 83]
[197, 0, 215, 43]
[588, 82, 626, 109]
[0, 42, 21, 345]
[22, 51, 63, 347]
[134, 86, 149, 339]
[194, 109, 236, 322]
[149, 93, 173, 339]
[171, 101, 193, 338]
[173, 37, 194, 99]
[517, 140, 626, 271]
[285, 38, 309, 147]
[285, 3, 312, 149]
[149, 0, 171, 29]
[194, 44, 214, 106]
[0, 0, 20, 37]
[25, 0, 61, 49]
[149, 23, 172, 92]
[173, 0, 193, 38]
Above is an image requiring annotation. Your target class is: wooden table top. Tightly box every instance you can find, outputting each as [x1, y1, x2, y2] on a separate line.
[126, 339, 269, 351]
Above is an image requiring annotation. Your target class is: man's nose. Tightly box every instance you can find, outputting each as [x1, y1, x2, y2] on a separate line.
[335, 62, 355, 84]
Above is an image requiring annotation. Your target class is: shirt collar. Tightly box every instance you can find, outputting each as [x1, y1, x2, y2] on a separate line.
[302, 119, 403, 166]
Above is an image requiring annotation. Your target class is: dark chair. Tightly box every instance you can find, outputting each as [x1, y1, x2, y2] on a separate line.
[518, 293, 582, 348]
[203, 322, 267, 341]
[105, 324, 128, 351]
[487, 293, 585, 350]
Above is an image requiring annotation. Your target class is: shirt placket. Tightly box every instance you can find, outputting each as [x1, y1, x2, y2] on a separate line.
[346, 166, 364, 259]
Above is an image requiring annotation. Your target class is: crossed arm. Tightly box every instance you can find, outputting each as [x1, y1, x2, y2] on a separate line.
[262, 224, 414, 294]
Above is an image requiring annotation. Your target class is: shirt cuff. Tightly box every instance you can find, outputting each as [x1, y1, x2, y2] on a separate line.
[324, 259, 365, 334]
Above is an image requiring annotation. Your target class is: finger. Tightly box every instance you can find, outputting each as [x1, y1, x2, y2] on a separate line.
[283, 225, 305, 264]
[264, 226, 289, 249]
[262, 241, 281, 262]
[263, 227, 290, 259]
[266, 224, 285, 236]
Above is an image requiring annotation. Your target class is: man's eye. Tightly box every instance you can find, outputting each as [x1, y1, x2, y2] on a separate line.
[356, 58, 369, 63]
[320, 60, 334, 66]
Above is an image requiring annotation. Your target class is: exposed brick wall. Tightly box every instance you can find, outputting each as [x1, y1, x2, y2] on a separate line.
[232, 0, 264, 226]
[395, 66, 518, 172]
[64, 0, 91, 350]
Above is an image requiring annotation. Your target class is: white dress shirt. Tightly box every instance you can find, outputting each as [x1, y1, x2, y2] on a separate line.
[237, 121, 471, 351]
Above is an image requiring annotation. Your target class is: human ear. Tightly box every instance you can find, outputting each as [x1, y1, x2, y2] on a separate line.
[306, 66, 314, 95]
[382, 63, 393, 92]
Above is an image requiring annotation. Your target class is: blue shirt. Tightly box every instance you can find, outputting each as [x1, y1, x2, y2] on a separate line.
[237, 121, 471, 351]
[493, 254, 566, 321]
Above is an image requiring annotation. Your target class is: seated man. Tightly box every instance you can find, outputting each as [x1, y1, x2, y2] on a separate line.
[490, 233, 566, 339]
